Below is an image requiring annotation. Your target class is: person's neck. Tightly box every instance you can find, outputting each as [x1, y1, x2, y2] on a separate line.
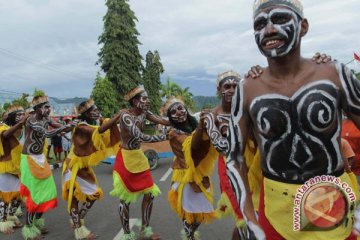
[267, 48, 304, 80]
[130, 107, 143, 116]
[221, 100, 231, 114]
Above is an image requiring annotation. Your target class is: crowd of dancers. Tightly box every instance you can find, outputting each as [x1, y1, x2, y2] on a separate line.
[2, 0, 360, 240]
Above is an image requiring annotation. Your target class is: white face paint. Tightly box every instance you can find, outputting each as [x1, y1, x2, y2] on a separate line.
[40, 103, 51, 117]
[15, 110, 25, 123]
[220, 78, 239, 103]
[88, 105, 100, 120]
[169, 102, 187, 123]
[254, 8, 302, 58]
[136, 91, 150, 111]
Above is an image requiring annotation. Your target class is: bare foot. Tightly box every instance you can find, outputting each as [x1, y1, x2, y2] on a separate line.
[13, 221, 23, 228]
[85, 232, 98, 240]
[2, 227, 14, 235]
[39, 227, 49, 235]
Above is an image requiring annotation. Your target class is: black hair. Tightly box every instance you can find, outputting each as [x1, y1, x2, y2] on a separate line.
[4, 111, 17, 126]
[33, 102, 48, 111]
[167, 106, 198, 134]
[78, 103, 96, 122]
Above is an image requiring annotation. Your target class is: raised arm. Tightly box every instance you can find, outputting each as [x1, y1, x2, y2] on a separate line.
[146, 111, 170, 126]
[226, 80, 265, 239]
[121, 112, 166, 143]
[191, 112, 211, 166]
[27, 118, 67, 138]
[98, 113, 121, 134]
[1, 113, 29, 139]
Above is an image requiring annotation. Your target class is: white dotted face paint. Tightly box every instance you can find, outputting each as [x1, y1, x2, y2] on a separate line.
[136, 92, 150, 111]
[254, 8, 301, 58]
[169, 102, 187, 123]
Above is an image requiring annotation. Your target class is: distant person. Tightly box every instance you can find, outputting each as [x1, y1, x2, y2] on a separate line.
[51, 133, 63, 163]
[61, 118, 72, 159]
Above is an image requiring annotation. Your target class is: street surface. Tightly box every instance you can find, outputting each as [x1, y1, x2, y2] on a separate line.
[4, 157, 235, 240]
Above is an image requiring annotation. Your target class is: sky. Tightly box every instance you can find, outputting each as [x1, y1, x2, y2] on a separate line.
[0, 0, 359, 99]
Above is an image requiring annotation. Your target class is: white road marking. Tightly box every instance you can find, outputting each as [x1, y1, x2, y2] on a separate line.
[160, 168, 172, 182]
[113, 218, 137, 240]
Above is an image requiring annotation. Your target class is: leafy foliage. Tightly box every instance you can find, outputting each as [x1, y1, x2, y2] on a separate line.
[142, 51, 164, 114]
[160, 77, 181, 99]
[33, 88, 46, 98]
[97, 0, 143, 107]
[91, 73, 119, 117]
[193, 96, 219, 111]
[160, 77, 196, 112]
[12, 93, 30, 109]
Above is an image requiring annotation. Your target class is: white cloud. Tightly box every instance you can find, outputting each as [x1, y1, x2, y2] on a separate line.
[0, 0, 359, 98]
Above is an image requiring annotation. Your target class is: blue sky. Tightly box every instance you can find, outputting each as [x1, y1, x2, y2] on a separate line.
[0, 0, 359, 99]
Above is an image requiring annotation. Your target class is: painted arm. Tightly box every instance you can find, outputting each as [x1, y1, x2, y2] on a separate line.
[226, 81, 265, 240]
[146, 111, 170, 126]
[26, 118, 67, 138]
[122, 112, 166, 143]
[98, 113, 120, 134]
[191, 113, 211, 167]
[1, 113, 29, 139]
[203, 112, 229, 153]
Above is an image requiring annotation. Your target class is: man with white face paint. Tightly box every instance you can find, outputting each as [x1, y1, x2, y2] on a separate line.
[190, 70, 261, 240]
[111, 86, 169, 240]
[226, 0, 360, 239]
[20, 93, 76, 240]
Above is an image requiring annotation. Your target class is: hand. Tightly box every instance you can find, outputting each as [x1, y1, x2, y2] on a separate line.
[311, 52, 333, 64]
[198, 110, 210, 130]
[69, 119, 79, 129]
[244, 65, 263, 79]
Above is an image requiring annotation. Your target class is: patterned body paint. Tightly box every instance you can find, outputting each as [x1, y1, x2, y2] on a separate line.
[0, 201, 6, 221]
[183, 220, 200, 240]
[250, 80, 343, 182]
[23, 117, 66, 155]
[70, 207, 81, 228]
[254, 8, 301, 58]
[142, 194, 154, 228]
[78, 200, 95, 219]
[118, 201, 130, 234]
[227, 80, 265, 239]
[120, 111, 166, 150]
[203, 112, 230, 153]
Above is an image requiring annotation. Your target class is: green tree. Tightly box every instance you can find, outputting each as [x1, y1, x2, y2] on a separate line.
[356, 72, 360, 79]
[142, 50, 164, 114]
[12, 93, 30, 109]
[177, 87, 195, 111]
[91, 73, 119, 118]
[97, 0, 143, 107]
[160, 77, 181, 99]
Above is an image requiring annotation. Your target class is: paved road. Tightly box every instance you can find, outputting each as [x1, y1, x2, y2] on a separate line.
[4, 157, 236, 240]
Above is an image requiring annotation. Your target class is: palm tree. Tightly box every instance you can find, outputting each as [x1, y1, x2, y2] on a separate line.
[160, 76, 181, 99]
[177, 87, 195, 111]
